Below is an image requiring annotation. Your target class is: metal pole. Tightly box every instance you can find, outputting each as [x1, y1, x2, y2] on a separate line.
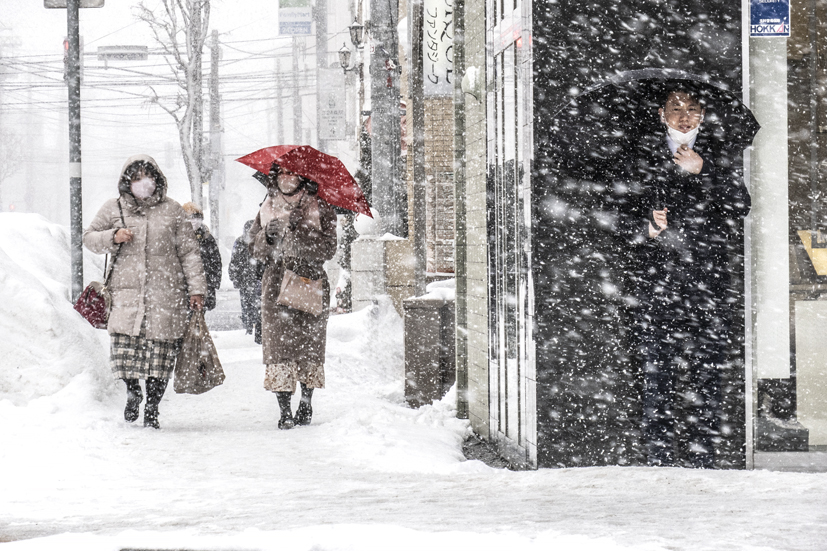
[293, 36, 302, 143]
[192, 1, 205, 207]
[277, 57, 285, 145]
[370, 0, 404, 236]
[452, 0, 469, 420]
[411, 0, 426, 296]
[316, 0, 327, 153]
[209, 29, 222, 243]
[67, 0, 83, 302]
[808, 0, 819, 230]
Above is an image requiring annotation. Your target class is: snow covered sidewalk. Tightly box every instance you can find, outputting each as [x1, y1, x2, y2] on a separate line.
[1, 213, 826, 550]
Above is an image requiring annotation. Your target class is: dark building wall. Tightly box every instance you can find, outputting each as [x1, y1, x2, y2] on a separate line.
[531, 0, 747, 468]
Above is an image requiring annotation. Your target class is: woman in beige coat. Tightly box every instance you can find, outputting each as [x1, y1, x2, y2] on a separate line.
[248, 164, 337, 429]
[83, 155, 207, 428]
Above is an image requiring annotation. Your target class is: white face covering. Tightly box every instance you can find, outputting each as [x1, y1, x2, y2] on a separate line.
[190, 218, 201, 230]
[131, 177, 156, 199]
[665, 124, 700, 145]
[661, 111, 703, 146]
[277, 174, 302, 195]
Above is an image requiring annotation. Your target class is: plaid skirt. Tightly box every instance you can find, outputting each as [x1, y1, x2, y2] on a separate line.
[110, 327, 182, 381]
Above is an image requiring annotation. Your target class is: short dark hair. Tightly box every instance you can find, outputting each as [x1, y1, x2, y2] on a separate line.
[660, 84, 705, 108]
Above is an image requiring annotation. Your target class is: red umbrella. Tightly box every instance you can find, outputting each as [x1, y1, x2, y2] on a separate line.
[235, 145, 373, 218]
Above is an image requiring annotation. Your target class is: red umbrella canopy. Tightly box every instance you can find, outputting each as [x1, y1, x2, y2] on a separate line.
[235, 145, 373, 218]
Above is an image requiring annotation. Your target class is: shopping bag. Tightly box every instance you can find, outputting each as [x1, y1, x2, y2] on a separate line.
[173, 311, 225, 394]
[276, 268, 325, 316]
[73, 281, 111, 329]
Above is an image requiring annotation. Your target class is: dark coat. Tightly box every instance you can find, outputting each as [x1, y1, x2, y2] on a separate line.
[249, 191, 338, 367]
[194, 225, 222, 311]
[611, 132, 752, 467]
[613, 133, 751, 308]
[229, 236, 263, 291]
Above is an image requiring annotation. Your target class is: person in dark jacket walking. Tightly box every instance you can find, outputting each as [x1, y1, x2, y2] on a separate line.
[229, 219, 262, 343]
[614, 87, 752, 468]
[183, 202, 222, 311]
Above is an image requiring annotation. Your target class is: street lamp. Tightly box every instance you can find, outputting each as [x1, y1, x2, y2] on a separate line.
[349, 19, 365, 49]
[338, 43, 353, 72]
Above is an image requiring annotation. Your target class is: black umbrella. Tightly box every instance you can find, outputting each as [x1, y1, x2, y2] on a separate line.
[543, 69, 760, 177]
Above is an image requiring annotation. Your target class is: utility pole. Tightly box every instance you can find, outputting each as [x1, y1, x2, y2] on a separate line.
[66, 0, 83, 301]
[410, 0, 426, 295]
[370, 0, 404, 236]
[315, 0, 327, 153]
[293, 36, 302, 143]
[209, 29, 222, 243]
[277, 57, 285, 145]
[192, 1, 205, 207]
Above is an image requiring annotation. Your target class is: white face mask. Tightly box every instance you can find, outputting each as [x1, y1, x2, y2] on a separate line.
[666, 124, 700, 146]
[190, 218, 201, 230]
[277, 173, 302, 195]
[130, 177, 156, 199]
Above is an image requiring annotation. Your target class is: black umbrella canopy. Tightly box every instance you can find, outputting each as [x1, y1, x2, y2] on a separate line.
[544, 69, 761, 177]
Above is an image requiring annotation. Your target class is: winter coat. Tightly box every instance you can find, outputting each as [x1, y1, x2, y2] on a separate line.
[194, 224, 222, 310]
[229, 235, 263, 291]
[612, 133, 751, 309]
[82, 154, 208, 340]
[249, 189, 337, 366]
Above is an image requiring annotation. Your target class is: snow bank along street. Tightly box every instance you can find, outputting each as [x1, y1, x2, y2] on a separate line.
[1, 213, 826, 550]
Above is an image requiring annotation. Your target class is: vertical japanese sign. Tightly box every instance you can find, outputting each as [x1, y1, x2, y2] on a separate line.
[750, 0, 790, 37]
[319, 69, 346, 140]
[424, 0, 453, 96]
[279, 0, 312, 36]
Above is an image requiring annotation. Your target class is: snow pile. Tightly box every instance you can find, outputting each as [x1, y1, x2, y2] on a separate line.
[0, 213, 113, 405]
[324, 296, 472, 473]
[420, 277, 456, 302]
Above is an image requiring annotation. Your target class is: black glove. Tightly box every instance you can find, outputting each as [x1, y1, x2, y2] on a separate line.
[289, 208, 302, 231]
[265, 218, 286, 244]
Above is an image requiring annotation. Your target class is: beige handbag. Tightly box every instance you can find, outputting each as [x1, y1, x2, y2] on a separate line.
[277, 268, 325, 316]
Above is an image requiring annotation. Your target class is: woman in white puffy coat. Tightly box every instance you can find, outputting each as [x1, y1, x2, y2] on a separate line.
[83, 154, 207, 429]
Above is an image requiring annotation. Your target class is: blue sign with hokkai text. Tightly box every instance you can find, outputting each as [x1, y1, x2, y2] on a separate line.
[750, 0, 790, 37]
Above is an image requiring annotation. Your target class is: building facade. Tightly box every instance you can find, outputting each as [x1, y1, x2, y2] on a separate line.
[454, 0, 827, 469]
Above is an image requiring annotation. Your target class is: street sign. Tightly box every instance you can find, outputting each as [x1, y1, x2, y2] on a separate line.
[424, 0, 454, 96]
[279, 0, 312, 36]
[97, 45, 148, 61]
[45, 0, 104, 7]
[319, 69, 346, 140]
[750, 0, 790, 37]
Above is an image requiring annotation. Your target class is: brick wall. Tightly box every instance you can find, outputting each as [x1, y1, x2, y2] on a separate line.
[424, 96, 456, 273]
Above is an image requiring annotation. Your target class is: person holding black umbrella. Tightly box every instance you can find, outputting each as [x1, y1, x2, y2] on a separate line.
[615, 85, 752, 468]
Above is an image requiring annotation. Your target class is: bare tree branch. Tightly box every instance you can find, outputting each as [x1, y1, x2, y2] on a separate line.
[135, 0, 210, 206]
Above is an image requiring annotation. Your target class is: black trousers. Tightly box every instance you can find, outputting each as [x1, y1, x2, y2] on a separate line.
[638, 279, 726, 468]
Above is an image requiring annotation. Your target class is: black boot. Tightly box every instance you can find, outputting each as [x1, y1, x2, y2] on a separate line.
[124, 379, 142, 423]
[144, 377, 168, 429]
[294, 383, 313, 426]
[276, 391, 295, 430]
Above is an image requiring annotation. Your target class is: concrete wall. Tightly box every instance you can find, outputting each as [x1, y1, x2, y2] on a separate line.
[457, 0, 490, 439]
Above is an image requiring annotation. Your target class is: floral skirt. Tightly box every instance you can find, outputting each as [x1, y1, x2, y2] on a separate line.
[263, 361, 325, 393]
